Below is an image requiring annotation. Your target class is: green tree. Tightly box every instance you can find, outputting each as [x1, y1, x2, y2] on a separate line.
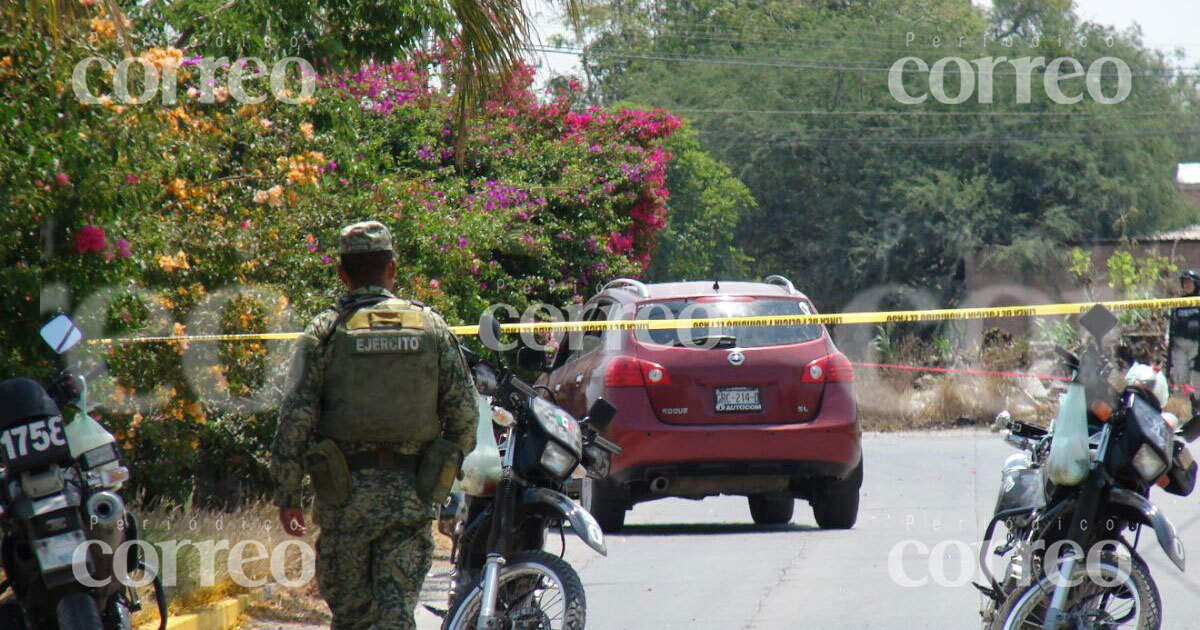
[575, 0, 1200, 308]
[6, 0, 580, 129]
[648, 123, 754, 281]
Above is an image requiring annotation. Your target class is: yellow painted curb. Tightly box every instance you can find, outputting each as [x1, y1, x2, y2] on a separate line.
[140, 595, 251, 630]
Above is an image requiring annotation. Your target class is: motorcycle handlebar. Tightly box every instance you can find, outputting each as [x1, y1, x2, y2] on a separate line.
[590, 434, 623, 456]
[504, 372, 539, 400]
[44, 362, 108, 407]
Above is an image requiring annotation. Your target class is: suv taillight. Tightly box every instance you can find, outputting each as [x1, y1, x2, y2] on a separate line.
[801, 353, 854, 383]
[605, 357, 671, 387]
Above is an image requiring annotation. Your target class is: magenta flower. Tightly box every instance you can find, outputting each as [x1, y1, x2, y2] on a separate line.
[75, 225, 106, 254]
[115, 237, 132, 259]
[55, 172, 71, 187]
[240, 220, 250, 230]
[457, 237, 469, 248]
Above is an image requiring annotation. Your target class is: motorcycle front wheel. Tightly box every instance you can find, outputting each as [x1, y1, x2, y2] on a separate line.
[990, 554, 1161, 630]
[443, 550, 586, 630]
[56, 592, 103, 630]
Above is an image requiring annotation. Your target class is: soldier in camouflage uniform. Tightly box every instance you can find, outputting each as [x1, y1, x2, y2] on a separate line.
[271, 220, 478, 630]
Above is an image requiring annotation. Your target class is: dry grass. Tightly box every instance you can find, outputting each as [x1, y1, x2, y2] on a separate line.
[858, 369, 1195, 433]
[125, 499, 456, 627]
[129, 500, 325, 628]
[858, 370, 1058, 432]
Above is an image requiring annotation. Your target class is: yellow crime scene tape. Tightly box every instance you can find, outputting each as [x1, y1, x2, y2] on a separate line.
[85, 296, 1200, 345]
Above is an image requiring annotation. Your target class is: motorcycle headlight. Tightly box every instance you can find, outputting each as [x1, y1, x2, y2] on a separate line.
[529, 396, 583, 456]
[81, 443, 120, 470]
[1132, 443, 1169, 483]
[539, 441, 577, 478]
[1118, 393, 1173, 483]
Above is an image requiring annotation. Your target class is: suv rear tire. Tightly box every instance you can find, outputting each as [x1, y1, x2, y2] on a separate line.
[810, 460, 863, 530]
[748, 494, 794, 525]
[581, 477, 627, 533]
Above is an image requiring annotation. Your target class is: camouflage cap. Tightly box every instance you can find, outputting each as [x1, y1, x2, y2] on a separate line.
[338, 221, 393, 255]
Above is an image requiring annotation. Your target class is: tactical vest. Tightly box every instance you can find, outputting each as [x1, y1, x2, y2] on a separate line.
[317, 298, 442, 445]
[1172, 305, 1200, 341]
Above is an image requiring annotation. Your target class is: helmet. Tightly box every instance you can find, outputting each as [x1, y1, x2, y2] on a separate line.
[1124, 363, 1170, 409]
[1180, 270, 1200, 294]
[0, 377, 61, 429]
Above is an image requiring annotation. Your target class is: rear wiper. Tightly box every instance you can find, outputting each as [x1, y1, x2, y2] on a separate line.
[674, 334, 738, 348]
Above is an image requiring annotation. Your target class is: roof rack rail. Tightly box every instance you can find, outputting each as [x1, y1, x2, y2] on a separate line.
[602, 278, 651, 298]
[763, 275, 798, 294]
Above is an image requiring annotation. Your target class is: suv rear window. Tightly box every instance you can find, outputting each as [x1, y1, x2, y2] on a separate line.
[634, 298, 822, 348]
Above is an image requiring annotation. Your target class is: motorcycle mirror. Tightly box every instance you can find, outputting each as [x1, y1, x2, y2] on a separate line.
[1079, 304, 1118, 342]
[40, 315, 83, 354]
[585, 398, 617, 432]
[516, 347, 547, 372]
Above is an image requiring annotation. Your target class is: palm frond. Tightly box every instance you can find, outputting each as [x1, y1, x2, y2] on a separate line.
[439, 0, 581, 165]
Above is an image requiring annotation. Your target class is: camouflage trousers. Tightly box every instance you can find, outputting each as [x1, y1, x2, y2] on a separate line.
[315, 468, 437, 630]
[1170, 337, 1200, 389]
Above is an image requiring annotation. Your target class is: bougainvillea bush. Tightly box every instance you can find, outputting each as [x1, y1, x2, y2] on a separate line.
[1, 15, 683, 503]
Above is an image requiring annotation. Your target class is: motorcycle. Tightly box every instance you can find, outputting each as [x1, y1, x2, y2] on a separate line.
[439, 316, 621, 630]
[978, 305, 1198, 630]
[0, 315, 167, 630]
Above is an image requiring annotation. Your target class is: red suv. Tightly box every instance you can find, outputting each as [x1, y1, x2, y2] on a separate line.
[536, 276, 863, 532]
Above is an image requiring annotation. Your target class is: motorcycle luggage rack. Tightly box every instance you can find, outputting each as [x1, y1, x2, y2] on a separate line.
[602, 278, 650, 298]
[763, 275, 798, 294]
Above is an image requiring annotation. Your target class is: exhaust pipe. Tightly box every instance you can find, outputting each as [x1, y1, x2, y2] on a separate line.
[649, 477, 671, 494]
[86, 491, 126, 529]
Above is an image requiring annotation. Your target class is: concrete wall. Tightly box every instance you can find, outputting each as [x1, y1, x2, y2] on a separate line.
[964, 240, 1200, 334]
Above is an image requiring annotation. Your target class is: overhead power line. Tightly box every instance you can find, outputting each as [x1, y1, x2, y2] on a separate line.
[533, 45, 1200, 78]
[693, 127, 1200, 145]
[672, 108, 1198, 118]
[623, 28, 1200, 61]
[586, 16, 1200, 50]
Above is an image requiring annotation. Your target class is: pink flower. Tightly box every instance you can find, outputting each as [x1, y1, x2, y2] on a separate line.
[115, 237, 132, 259]
[55, 172, 71, 187]
[75, 225, 106, 254]
[429, 279, 440, 290]
[125, 174, 140, 184]
[240, 220, 250, 230]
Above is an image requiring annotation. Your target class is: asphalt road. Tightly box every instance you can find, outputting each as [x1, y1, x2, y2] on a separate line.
[250, 430, 1200, 629]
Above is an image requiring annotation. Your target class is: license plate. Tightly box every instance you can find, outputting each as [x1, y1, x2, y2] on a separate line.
[715, 387, 762, 413]
[0, 417, 71, 470]
[34, 530, 87, 572]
